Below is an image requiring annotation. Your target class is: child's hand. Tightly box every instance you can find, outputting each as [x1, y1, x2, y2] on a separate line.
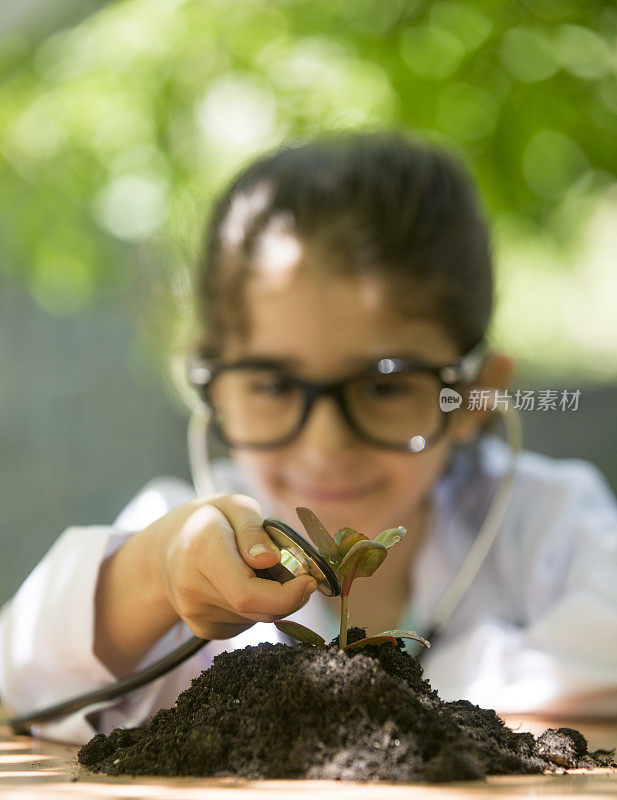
[146, 493, 319, 641]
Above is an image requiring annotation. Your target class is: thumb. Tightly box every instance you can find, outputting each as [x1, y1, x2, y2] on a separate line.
[239, 523, 281, 567]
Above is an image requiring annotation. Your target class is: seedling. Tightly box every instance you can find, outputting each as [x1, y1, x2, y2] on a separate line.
[274, 506, 430, 653]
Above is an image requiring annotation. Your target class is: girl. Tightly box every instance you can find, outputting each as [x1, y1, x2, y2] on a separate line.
[2, 131, 617, 745]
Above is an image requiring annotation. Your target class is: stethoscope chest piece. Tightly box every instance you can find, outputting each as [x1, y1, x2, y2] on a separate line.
[257, 518, 341, 597]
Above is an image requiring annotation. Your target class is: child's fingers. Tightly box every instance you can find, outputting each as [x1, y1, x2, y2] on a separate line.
[207, 493, 281, 567]
[194, 508, 318, 619]
[184, 576, 314, 631]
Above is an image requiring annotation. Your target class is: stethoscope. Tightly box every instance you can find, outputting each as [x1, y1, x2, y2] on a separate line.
[9, 386, 521, 732]
[187, 396, 523, 650]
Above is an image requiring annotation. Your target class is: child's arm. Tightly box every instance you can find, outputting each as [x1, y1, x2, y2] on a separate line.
[93, 493, 316, 676]
[0, 482, 317, 743]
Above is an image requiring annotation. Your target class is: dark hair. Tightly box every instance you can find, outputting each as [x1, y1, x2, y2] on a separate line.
[192, 130, 493, 358]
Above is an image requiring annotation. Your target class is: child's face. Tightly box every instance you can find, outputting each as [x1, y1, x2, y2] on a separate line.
[220, 261, 469, 537]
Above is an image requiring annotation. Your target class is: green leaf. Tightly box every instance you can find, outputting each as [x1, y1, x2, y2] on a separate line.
[378, 629, 431, 649]
[335, 530, 367, 559]
[338, 539, 387, 574]
[337, 539, 387, 595]
[274, 619, 326, 647]
[374, 526, 406, 549]
[334, 527, 362, 547]
[296, 507, 339, 561]
[342, 635, 398, 652]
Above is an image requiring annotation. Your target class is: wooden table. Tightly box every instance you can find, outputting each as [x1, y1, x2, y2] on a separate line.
[1, 715, 615, 799]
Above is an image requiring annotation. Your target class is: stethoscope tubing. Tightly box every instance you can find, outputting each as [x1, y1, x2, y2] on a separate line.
[9, 636, 209, 732]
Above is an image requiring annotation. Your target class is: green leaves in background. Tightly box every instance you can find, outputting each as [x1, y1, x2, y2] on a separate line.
[1, 0, 616, 375]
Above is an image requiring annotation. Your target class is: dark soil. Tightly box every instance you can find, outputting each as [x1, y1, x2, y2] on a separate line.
[78, 628, 616, 783]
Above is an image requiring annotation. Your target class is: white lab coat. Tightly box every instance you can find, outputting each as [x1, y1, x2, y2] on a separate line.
[1, 434, 617, 744]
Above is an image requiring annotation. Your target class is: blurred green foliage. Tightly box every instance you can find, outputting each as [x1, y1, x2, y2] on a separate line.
[1, 0, 616, 377]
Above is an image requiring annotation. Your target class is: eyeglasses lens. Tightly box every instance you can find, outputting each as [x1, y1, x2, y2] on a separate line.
[346, 372, 443, 448]
[209, 369, 304, 445]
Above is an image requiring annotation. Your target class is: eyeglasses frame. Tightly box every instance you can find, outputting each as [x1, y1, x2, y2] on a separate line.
[186, 339, 488, 453]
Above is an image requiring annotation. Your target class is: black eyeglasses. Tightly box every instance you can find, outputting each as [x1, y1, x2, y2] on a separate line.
[187, 341, 487, 453]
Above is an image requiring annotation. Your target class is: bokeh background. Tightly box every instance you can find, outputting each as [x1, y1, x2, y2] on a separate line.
[2, 0, 616, 606]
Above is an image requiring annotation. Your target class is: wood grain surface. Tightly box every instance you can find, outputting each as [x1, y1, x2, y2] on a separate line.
[1, 712, 615, 799]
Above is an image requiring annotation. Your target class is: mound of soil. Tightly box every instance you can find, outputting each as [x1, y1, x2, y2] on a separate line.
[78, 628, 615, 782]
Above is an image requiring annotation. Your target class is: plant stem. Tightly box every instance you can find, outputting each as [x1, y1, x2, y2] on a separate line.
[339, 593, 349, 649]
